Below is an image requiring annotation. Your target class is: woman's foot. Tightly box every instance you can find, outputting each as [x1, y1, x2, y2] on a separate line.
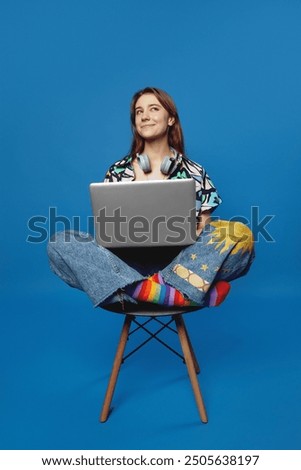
[125, 274, 231, 308]
[125, 273, 198, 307]
[205, 280, 231, 307]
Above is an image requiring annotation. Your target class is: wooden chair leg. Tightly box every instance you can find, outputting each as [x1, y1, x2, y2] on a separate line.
[100, 315, 132, 422]
[174, 314, 208, 423]
[182, 319, 201, 374]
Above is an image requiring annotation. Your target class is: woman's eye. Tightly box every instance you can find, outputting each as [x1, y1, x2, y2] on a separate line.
[136, 110, 142, 115]
[151, 107, 159, 111]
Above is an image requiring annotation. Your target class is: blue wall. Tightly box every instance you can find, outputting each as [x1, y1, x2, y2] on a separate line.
[1, 0, 300, 450]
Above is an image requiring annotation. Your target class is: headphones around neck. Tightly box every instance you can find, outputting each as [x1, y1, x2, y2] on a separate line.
[136, 147, 182, 175]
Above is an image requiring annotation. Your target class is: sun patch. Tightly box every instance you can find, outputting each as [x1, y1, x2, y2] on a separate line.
[207, 220, 254, 255]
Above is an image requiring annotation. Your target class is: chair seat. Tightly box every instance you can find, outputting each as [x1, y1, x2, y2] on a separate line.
[102, 301, 202, 316]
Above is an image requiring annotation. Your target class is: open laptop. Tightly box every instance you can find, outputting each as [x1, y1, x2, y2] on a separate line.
[89, 179, 196, 248]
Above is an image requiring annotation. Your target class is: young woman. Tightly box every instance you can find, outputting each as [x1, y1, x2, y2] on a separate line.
[47, 87, 255, 309]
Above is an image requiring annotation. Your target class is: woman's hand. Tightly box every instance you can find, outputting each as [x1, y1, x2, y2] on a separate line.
[196, 210, 212, 237]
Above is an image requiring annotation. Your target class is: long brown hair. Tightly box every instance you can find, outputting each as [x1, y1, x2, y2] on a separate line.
[129, 87, 185, 156]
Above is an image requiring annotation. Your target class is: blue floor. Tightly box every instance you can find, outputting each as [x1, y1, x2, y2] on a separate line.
[1, 280, 300, 450]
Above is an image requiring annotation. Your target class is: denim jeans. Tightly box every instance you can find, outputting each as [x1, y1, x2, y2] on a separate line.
[47, 220, 255, 307]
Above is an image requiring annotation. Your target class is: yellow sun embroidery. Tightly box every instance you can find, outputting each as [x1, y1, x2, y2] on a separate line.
[190, 253, 197, 260]
[207, 220, 254, 255]
[201, 264, 209, 271]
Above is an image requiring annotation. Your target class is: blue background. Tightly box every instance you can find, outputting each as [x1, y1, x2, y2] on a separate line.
[1, 0, 300, 450]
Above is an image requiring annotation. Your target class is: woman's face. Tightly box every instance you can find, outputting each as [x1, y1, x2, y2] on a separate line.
[134, 93, 174, 142]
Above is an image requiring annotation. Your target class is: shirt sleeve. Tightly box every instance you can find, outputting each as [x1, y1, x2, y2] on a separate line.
[103, 156, 135, 183]
[103, 167, 113, 182]
[199, 168, 222, 213]
[103, 162, 119, 182]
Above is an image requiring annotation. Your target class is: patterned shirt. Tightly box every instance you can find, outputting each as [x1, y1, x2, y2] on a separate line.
[104, 154, 222, 217]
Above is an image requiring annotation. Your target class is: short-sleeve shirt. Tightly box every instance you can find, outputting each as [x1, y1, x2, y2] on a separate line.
[104, 154, 222, 218]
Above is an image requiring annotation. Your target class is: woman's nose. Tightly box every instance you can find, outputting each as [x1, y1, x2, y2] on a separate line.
[141, 111, 150, 121]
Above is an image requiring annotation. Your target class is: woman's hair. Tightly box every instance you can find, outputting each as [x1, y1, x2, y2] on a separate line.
[129, 87, 185, 156]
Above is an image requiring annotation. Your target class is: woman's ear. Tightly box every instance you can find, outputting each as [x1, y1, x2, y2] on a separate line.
[168, 116, 175, 126]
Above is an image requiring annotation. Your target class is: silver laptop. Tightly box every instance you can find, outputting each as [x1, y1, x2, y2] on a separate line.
[89, 179, 196, 248]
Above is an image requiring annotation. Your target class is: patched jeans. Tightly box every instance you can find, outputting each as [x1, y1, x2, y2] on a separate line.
[47, 220, 255, 307]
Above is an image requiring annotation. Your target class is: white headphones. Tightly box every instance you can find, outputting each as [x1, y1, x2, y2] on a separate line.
[136, 147, 182, 175]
